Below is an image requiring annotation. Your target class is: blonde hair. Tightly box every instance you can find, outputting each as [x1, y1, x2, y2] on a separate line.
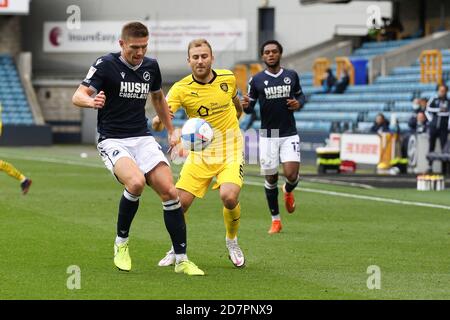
[187, 39, 212, 57]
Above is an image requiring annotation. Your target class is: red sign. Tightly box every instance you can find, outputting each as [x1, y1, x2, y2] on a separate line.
[340, 134, 381, 164]
[0, 0, 8, 8]
[345, 143, 378, 155]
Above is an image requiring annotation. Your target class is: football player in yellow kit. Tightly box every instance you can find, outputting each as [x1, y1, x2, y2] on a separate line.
[152, 39, 245, 268]
[0, 106, 32, 194]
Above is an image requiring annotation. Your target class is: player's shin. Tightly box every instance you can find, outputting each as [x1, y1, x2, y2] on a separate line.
[284, 175, 300, 192]
[116, 189, 140, 243]
[0, 160, 26, 181]
[264, 180, 280, 220]
[162, 198, 187, 263]
[223, 202, 241, 240]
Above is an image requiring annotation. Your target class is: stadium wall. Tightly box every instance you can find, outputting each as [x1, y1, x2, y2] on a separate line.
[0, 125, 52, 146]
[33, 81, 81, 143]
[399, 0, 450, 38]
[0, 16, 22, 55]
[22, 0, 391, 80]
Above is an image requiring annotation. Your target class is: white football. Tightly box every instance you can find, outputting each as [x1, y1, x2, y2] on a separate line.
[180, 118, 214, 151]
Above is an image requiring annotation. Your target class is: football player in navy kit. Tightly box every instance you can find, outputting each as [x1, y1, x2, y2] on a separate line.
[72, 22, 204, 275]
[242, 40, 305, 234]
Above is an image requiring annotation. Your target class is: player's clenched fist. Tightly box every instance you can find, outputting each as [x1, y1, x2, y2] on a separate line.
[152, 116, 164, 131]
[93, 91, 106, 109]
[151, 109, 174, 131]
[241, 95, 250, 109]
[286, 98, 301, 111]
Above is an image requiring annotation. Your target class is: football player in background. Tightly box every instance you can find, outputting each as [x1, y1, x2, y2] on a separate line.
[72, 22, 203, 276]
[152, 39, 246, 269]
[241, 40, 305, 234]
[0, 105, 32, 195]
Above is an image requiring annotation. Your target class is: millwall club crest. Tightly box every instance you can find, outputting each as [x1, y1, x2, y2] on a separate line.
[284, 77, 291, 84]
[220, 83, 228, 92]
[143, 71, 151, 81]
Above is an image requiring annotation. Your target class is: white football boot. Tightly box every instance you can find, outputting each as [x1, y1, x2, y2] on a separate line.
[158, 247, 176, 267]
[226, 238, 245, 268]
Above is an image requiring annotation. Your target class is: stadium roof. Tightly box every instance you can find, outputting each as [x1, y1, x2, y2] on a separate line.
[300, 0, 401, 4]
[300, 0, 352, 4]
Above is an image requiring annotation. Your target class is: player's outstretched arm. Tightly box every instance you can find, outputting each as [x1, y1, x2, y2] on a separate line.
[72, 85, 106, 109]
[232, 95, 243, 119]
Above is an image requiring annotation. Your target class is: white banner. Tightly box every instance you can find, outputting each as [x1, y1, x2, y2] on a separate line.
[340, 134, 381, 164]
[43, 20, 247, 53]
[0, 0, 29, 14]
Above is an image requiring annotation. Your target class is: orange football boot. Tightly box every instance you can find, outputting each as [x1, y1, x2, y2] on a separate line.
[268, 220, 282, 234]
[282, 184, 296, 214]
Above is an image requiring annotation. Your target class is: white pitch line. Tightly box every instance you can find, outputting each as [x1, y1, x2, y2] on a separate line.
[5, 152, 450, 211]
[243, 180, 450, 211]
[302, 177, 375, 189]
[0, 153, 104, 168]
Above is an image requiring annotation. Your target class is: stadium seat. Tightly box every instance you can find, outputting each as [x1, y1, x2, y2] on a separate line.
[296, 121, 332, 132]
[366, 111, 412, 123]
[172, 119, 186, 128]
[356, 121, 373, 132]
[345, 83, 436, 93]
[309, 93, 413, 103]
[391, 101, 414, 112]
[302, 102, 386, 113]
[0, 54, 34, 125]
[294, 111, 360, 123]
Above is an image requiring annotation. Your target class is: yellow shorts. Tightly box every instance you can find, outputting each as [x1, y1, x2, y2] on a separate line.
[176, 153, 244, 198]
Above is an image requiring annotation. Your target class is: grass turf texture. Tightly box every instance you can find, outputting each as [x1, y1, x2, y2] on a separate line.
[0, 146, 449, 299]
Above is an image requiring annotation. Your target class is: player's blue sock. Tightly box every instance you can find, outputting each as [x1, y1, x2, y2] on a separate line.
[264, 180, 279, 216]
[117, 189, 140, 239]
[162, 198, 187, 254]
[285, 175, 300, 193]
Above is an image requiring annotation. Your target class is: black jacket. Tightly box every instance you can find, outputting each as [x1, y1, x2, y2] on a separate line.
[425, 96, 449, 130]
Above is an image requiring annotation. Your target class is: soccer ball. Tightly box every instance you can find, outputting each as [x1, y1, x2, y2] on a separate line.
[180, 118, 214, 151]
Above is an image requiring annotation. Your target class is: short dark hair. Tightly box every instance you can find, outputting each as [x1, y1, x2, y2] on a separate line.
[121, 22, 149, 40]
[377, 113, 386, 120]
[260, 40, 283, 56]
[437, 84, 448, 91]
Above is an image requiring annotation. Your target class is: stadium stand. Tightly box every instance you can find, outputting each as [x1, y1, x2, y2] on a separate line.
[0, 54, 34, 125]
[427, 141, 450, 175]
[256, 46, 450, 136]
[349, 39, 415, 60]
[164, 40, 449, 143]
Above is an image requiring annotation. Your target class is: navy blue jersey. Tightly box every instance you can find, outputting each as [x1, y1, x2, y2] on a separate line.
[426, 96, 449, 130]
[81, 52, 162, 141]
[245, 68, 305, 137]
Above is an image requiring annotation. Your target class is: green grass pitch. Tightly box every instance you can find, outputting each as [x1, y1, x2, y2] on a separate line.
[0, 146, 449, 299]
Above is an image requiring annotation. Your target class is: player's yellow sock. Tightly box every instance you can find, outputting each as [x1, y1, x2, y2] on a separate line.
[223, 202, 241, 240]
[0, 160, 26, 182]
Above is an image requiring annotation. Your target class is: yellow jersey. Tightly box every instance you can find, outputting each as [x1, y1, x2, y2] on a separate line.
[167, 69, 242, 162]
